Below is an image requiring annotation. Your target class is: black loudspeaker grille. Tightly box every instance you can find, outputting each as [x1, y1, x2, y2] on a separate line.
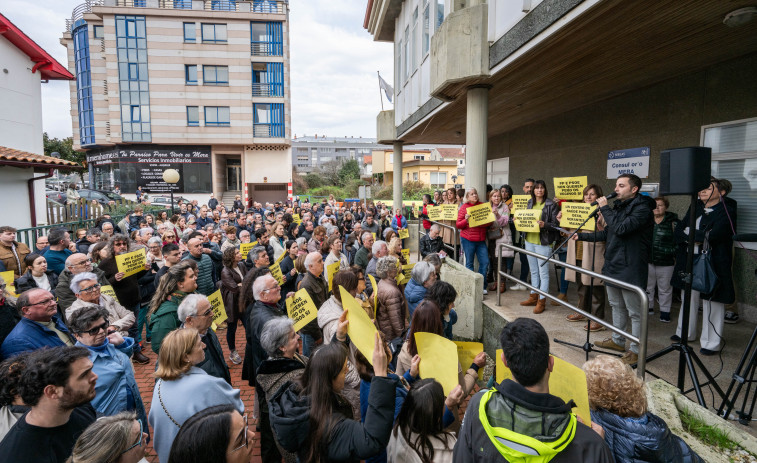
[659, 147, 712, 195]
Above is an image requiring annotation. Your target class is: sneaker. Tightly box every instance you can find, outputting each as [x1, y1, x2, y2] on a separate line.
[725, 311, 739, 324]
[621, 351, 638, 365]
[145, 336, 151, 344]
[648, 308, 654, 315]
[229, 350, 242, 365]
[594, 338, 625, 352]
[660, 312, 671, 323]
[510, 283, 527, 291]
[483, 289, 489, 295]
[700, 348, 718, 356]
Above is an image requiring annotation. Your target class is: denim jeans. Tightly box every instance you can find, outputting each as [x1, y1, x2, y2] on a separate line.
[556, 249, 570, 294]
[524, 242, 551, 300]
[136, 303, 151, 346]
[126, 303, 142, 353]
[606, 285, 642, 354]
[301, 333, 316, 357]
[461, 237, 489, 289]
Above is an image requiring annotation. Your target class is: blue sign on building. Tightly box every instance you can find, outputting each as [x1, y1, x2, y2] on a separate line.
[607, 147, 650, 178]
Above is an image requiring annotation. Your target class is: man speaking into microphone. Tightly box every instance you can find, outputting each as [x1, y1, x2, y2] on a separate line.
[573, 174, 655, 364]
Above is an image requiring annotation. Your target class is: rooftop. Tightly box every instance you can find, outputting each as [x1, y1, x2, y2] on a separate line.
[0, 146, 81, 169]
[0, 13, 74, 80]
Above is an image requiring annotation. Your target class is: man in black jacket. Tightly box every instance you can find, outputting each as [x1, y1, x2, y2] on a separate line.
[178, 294, 231, 384]
[420, 224, 445, 258]
[576, 174, 655, 365]
[298, 252, 327, 356]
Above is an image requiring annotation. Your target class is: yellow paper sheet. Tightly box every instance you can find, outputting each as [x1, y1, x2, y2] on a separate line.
[341, 286, 379, 364]
[440, 204, 458, 221]
[398, 228, 409, 240]
[401, 248, 410, 261]
[427, 205, 442, 221]
[207, 289, 227, 327]
[286, 288, 318, 332]
[415, 332, 459, 395]
[239, 241, 257, 259]
[496, 349, 591, 425]
[115, 248, 146, 277]
[326, 261, 340, 291]
[269, 262, 285, 285]
[292, 213, 301, 224]
[454, 341, 484, 380]
[372, 232, 377, 241]
[100, 285, 119, 303]
[0, 271, 14, 287]
[554, 176, 588, 200]
[367, 274, 378, 317]
[559, 202, 596, 231]
[511, 195, 530, 212]
[467, 202, 496, 227]
[514, 209, 541, 233]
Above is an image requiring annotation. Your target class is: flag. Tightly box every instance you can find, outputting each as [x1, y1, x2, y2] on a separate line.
[378, 73, 394, 103]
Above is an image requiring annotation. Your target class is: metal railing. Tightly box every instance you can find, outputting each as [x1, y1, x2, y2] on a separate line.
[417, 220, 459, 263]
[496, 243, 649, 378]
[251, 82, 282, 97]
[251, 42, 283, 56]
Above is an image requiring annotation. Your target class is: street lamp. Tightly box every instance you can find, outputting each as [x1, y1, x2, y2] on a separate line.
[162, 169, 180, 215]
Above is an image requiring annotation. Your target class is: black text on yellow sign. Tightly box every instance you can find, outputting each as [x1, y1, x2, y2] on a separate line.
[559, 203, 596, 231]
[554, 176, 588, 200]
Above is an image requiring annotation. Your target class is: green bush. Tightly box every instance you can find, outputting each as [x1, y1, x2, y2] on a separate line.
[373, 181, 434, 201]
[303, 173, 323, 189]
[307, 186, 348, 201]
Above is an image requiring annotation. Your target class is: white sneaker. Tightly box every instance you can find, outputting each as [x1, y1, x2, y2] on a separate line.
[510, 283, 527, 291]
[229, 350, 242, 365]
[483, 289, 488, 295]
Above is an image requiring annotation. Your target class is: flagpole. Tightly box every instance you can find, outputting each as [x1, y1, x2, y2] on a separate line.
[377, 71, 384, 111]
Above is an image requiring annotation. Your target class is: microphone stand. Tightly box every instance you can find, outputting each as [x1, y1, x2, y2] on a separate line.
[548, 207, 622, 359]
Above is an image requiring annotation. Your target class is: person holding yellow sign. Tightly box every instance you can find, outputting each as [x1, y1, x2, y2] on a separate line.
[456, 188, 493, 294]
[516, 181, 560, 314]
[486, 189, 514, 294]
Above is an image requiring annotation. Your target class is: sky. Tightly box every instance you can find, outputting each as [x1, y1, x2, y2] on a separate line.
[2, 0, 394, 140]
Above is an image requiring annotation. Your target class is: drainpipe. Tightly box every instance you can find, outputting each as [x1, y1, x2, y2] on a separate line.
[28, 169, 55, 227]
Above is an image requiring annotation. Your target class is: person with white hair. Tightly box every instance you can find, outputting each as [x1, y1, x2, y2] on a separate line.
[56, 252, 110, 311]
[365, 240, 388, 296]
[178, 294, 231, 384]
[298, 252, 327, 357]
[353, 231, 374, 270]
[420, 224, 446, 258]
[404, 261, 437, 320]
[67, 271, 135, 338]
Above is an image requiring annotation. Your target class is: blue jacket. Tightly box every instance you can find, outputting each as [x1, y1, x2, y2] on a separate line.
[1, 316, 73, 359]
[404, 278, 427, 320]
[591, 408, 704, 463]
[391, 215, 408, 233]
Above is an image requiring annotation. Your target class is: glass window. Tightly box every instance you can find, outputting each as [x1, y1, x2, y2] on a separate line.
[130, 105, 141, 122]
[126, 19, 136, 38]
[205, 106, 230, 126]
[251, 22, 268, 42]
[183, 22, 196, 42]
[128, 63, 139, 80]
[201, 23, 227, 43]
[403, 26, 410, 81]
[185, 65, 197, 84]
[412, 7, 418, 71]
[423, 1, 430, 56]
[187, 106, 200, 126]
[413, 172, 418, 181]
[203, 65, 229, 85]
[93, 25, 104, 39]
[436, 0, 444, 30]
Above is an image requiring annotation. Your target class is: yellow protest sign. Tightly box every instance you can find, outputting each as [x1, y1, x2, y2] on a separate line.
[415, 332, 459, 395]
[554, 176, 587, 200]
[341, 286, 379, 364]
[239, 241, 256, 259]
[440, 204, 458, 221]
[269, 262, 285, 285]
[427, 205, 442, 221]
[208, 289, 227, 328]
[398, 228, 409, 240]
[400, 263, 414, 283]
[292, 213, 301, 224]
[0, 271, 14, 287]
[514, 209, 541, 233]
[286, 288, 318, 332]
[401, 248, 410, 261]
[115, 248, 146, 277]
[6, 286, 17, 297]
[454, 341, 484, 380]
[326, 261, 340, 291]
[559, 202, 596, 231]
[100, 285, 119, 303]
[467, 202, 496, 228]
[496, 349, 591, 425]
[511, 195, 530, 212]
[371, 232, 377, 241]
[367, 273, 378, 317]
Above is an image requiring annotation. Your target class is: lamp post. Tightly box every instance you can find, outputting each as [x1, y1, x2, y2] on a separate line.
[162, 169, 180, 215]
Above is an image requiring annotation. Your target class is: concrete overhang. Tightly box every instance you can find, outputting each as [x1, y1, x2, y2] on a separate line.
[397, 0, 757, 144]
[364, 0, 403, 42]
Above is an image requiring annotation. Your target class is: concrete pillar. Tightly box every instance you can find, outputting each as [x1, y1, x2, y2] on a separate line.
[393, 141, 403, 210]
[465, 86, 489, 195]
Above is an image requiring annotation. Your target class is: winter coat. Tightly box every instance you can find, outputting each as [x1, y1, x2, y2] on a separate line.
[243, 299, 286, 385]
[376, 278, 407, 342]
[182, 252, 216, 296]
[56, 267, 110, 311]
[269, 376, 397, 463]
[318, 296, 361, 392]
[279, 254, 298, 295]
[420, 204, 432, 230]
[651, 211, 679, 266]
[391, 215, 407, 233]
[404, 278, 427, 320]
[325, 251, 350, 271]
[388, 429, 455, 463]
[221, 263, 247, 323]
[148, 290, 189, 354]
[354, 245, 371, 270]
[420, 234, 445, 258]
[14, 270, 59, 296]
[298, 271, 328, 339]
[0, 241, 31, 279]
[525, 198, 560, 246]
[488, 201, 514, 258]
[0, 315, 74, 359]
[456, 201, 491, 242]
[98, 256, 146, 309]
[671, 199, 736, 304]
[591, 408, 704, 463]
[68, 294, 135, 337]
[578, 194, 655, 289]
[271, 236, 287, 261]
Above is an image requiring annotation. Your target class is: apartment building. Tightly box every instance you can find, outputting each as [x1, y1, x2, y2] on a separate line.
[61, 0, 292, 205]
[291, 135, 381, 176]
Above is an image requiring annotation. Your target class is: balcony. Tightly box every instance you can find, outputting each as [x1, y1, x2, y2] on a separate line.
[250, 41, 283, 56]
[252, 82, 283, 97]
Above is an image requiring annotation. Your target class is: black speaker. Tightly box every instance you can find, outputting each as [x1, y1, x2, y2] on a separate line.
[659, 147, 712, 195]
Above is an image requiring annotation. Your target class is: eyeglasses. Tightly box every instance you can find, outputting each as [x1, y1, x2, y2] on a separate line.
[231, 415, 249, 453]
[81, 321, 109, 336]
[26, 297, 56, 308]
[121, 420, 145, 455]
[74, 258, 92, 266]
[262, 285, 280, 293]
[79, 283, 101, 294]
[198, 308, 213, 318]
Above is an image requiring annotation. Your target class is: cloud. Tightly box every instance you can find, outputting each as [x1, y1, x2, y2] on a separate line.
[2, 0, 394, 139]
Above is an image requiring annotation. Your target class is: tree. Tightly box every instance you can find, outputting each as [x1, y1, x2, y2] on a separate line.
[43, 132, 86, 179]
[338, 159, 361, 186]
[318, 160, 342, 186]
[303, 173, 323, 189]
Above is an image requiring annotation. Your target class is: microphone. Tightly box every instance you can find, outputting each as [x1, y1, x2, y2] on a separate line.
[591, 192, 617, 206]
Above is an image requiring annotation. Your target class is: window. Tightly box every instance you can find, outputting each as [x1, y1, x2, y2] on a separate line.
[251, 22, 283, 56]
[403, 26, 410, 82]
[93, 25, 104, 39]
[130, 105, 141, 122]
[396, 39, 403, 91]
[253, 103, 285, 137]
[413, 172, 418, 181]
[422, 1, 430, 56]
[174, 0, 192, 9]
[411, 7, 418, 71]
[413, 155, 425, 160]
[487, 158, 509, 188]
[187, 106, 199, 126]
[211, 0, 236, 11]
[430, 172, 447, 187]
[203, 65, 229, 85]
[205, 106, 231, 126]
[185, 65, 197, 84]
[73, 23, 94, 145]
[116, 15, 150, 142]
[183, 22, 196, 42]
[201, 23, 227, 43]
[436, 0, 445, 30]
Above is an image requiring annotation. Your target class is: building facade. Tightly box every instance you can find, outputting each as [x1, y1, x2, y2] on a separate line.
[291, 135, 381, 176]
[62, 0, 292, 205]
[365, 0, 757, 317]
[372, 147, 463, 189]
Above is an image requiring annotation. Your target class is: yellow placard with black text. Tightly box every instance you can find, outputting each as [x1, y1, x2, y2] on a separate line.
[269, 262, 285, 285]
[511, 195, 530, 212]
[554, 176, 587, 200]
[367, 274, 378, 317]
[427, 205, 442, 221]
[239, 241, 257, 259]
[513, 209, 541, 233]
[207, 289, 227, 330]
[326, 261, 340, 291]
[286, 288, 318, 332]
[115, 248, 146, 277]
[559, 202, 596, 231]
[100, 285, 119, 303]
[401, 248, 410, 261]
[398, 228, 409, 240]
[467, 202, 496, 227]
[440, 204, 458, 221]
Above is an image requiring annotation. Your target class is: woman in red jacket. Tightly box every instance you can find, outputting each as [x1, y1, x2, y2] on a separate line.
[456, 188, 492, 294]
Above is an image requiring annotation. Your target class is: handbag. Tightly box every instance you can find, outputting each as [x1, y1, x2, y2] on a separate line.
[691, 231, 718, 294]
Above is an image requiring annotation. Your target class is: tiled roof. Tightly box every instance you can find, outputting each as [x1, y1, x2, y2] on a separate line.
[0, 146, 80, 167]
[436, 148, 464, 158]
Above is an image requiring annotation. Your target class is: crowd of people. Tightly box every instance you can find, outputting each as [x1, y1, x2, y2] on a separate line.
[0, 175, 735, 462]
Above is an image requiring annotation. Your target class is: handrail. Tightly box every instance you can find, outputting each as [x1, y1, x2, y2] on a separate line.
[417, 220, 459, 263]
[497, 242, 649, 379]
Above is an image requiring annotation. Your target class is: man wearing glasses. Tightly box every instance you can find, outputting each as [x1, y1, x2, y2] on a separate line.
[68, 305, 148, 440]
[56, 253, 110, 312]
[1, 288, 75, 359]
[178, 294, 231, 384]
[67, 272, 135, 338]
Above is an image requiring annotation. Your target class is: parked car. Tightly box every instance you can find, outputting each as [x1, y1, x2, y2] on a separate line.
[148, 195, 190, 209]
[45, 190, 67, 205]
[78, 189, 126, 206]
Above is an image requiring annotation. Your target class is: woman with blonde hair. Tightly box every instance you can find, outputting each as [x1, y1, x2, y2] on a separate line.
[324, 234, 350, 270]
[149, 328, 244, 463]
[583, 355, 703, 463]
[67, 412, 146, 463]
